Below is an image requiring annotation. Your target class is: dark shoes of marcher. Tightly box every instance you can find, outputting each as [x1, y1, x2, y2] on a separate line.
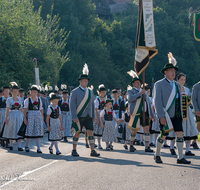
[170, 149, 176, 155]
[154, 156, 163, 163]
[177, 158, 191, 164]
[185, 151, 195, 156]
[90, 150, 100, 157]
[72, 150, 79, 157]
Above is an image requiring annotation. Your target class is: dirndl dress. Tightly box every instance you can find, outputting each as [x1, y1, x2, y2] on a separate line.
[61, 111, 72, 137]
[101, 110, 117, 142]
[2, 98, 24, 139]
[25, 98, 44, 138]
[182, 105, 199, 140]
[94, 110, 104, 137]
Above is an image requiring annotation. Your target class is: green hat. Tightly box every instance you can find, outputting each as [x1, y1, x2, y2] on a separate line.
[104, 98, 113, 105]
[131, 77, 142, 85]
[50, 93, 60, 100]
[77, 74, 90, 81]
[62, 90, 68, 94]
[98, 84, 106, 92]
[19, 88, 24, 92]
[111, 89, 118, 94]
[2, 86, 10, 90]
[77, 63, 90, 81]
[161, 63, 178, 74]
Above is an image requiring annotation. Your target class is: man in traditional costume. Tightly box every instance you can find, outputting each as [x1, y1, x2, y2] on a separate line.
[70, 64, 100, 157]
[191, 76, 200, 149]
[127, 70, 154, 152]
[153, 52, 191, 164]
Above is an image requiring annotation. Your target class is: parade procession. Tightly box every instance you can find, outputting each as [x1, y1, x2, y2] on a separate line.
[1, 0, 200, 189]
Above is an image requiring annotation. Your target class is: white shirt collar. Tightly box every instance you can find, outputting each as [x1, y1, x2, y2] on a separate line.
[79, 86, 86, 91]
[165, 77, 174, 83]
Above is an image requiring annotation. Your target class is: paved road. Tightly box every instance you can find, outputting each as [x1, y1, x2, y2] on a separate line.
[0, 134, 200, 190]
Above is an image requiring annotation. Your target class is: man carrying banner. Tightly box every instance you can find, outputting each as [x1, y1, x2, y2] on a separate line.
[69, 63, 100, 157]
[153, 52, 191, 164]
[127, 70, 154, 152]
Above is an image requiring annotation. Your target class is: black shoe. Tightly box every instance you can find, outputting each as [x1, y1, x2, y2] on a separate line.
[63, 137, 68, 142]
[130, 146, 135, 152]
[140, 142, 144, 146]
[90, 150, 100, 157]
[9, 146, 13, 150]
[49, 147, 53, 154]
[170, 149, 176, 155]
[106, 147, 110, 151]
[192, 143, 199, 149]
[56, 151, 61, 155]
[72, 150, 79, 157]
[25, 147, 29, 152]
[185, 151, 195, 156]
[163, 144, 170, 148]
[145, 146, 154, 152]
[85, 144, 90, 148]
[149, 142, 155, 147]
[98, 145, 103, 149]
[94, 144, 98, 148]
[177, 158, 191, 164]
[37, 149, 42, 153]
[18, 147, 23, 151]
[109, 144, 113, 150]
[154, 156, 163, 163]
[124, 145, 128, 150]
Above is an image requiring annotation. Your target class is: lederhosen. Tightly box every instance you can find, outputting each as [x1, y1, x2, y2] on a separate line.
[139, 101, 150, 126]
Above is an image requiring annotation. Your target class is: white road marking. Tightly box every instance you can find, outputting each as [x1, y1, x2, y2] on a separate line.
[0, 147, 85, 188]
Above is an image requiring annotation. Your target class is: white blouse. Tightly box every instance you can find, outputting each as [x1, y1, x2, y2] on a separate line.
[23, 97, 43, 110]
[47, 105, 61, 115]
[100, 109, 117, 119]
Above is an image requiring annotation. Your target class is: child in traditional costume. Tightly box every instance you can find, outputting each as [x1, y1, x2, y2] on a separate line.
[58, 85, 72, 142]
[93, 84, 106, 149]
[2, 82, 24, 150]
[0, 86, 10, 147]
[100, 99, 123, 150]
[23, 85, 44, 153]
[47, 93, 64, 155]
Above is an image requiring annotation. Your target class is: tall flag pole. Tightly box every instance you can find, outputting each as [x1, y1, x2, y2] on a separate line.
[134, 0, 158, 125]
[34, 58, 40, 85]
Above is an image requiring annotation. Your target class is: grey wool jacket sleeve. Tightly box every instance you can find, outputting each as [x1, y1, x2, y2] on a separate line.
[154, 82, 165, 119]
[127, 90, 142, 102]
[192, 84, 199, 112]
[69, 90, 78, 120]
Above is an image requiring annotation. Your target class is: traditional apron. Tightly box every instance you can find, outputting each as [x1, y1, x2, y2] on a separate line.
[163, 81, 178, 132]
[70, 88, 91, 133]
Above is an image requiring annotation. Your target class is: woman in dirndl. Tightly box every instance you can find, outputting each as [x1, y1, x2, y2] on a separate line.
[93, 84, 106, 149]
[58, 87, 72, 142]
[112, 89, 122, 141]
[2, 82, 24, 150]
[0, 86, 10, 147]
[176, 72, 199, 156]
[47, 93, 64, 155]
[23, 85, 44, 153]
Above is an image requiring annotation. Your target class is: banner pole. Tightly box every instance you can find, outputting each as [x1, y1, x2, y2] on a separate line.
[142, 70, 145, 126]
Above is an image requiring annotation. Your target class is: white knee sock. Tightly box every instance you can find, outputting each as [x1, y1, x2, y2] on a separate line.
[97, 136, 101, 146]
[155, 136, 164, 157]
[150, 134, 153, 144]
[176, 137, 184, 160]
[54, 141, 59, 152]
[50, 141, 54, 149]
[35, 138, 40, 150]
[9, 140, 13, 147]
[185, 140, 191, 152]
[170, 139, 175, 149]
[26, 138, 30, 147]
[154, 134, 158, 144]
[18, 139, 22, 148]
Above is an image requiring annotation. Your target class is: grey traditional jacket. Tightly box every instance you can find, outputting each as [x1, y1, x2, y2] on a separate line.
[127, 87, 154, 118]
[41, 97, 49, 115]
[192, 82, 200, 112]
[153, 78, 183, 119]
[69, 86, 95, 120]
